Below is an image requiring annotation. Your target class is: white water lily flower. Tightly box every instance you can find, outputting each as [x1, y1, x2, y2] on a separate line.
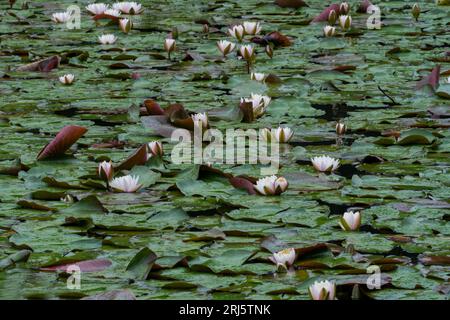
[336, 122, 346, 135]
[309, 280, 336, 300]
[119, 18, 132, 33]
[192, 113, 209, 130]
[98, 34, 117, 45]
[272, 127, 293, 143]
[250, 72, 266, 82]
[338, 15, 352, 30]
[59, 74, 75, 85]
[164, 38, 176, 53]
[147, 141, 163, 157]
[254, 175, 288, 196]
[52, 12, 72, 23]
[311, 155, 340, 172]
[323, 25, 336, 37]
[243, 21, 261, 35]
[239, 44, 255, 61]
[241, 93, 271, 118]
[228, 25, 244, 41]
[217, 40, 236, 56]
[86, 3, 109, 15]
[113, 2, 143, 14]
[339, 211, 361, 231]
[110, 175, 142, 193]
[98, 160, 114, 181]
[104, 8, 121, 17]
[269, 248, 296, 270]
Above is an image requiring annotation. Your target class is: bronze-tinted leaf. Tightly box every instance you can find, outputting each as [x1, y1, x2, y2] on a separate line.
[357, 0, 373, 13]
[143, 99, 165, 115]
[40, 258, 112, 272]
[37, 125, 88, 160]
[312, 4, 341, 22]
[239, 101, 255, 123]
[251, 31, 292, 47]
[416, 65, 441, 90]
[16, 55, 61, 72]
[116, 144, 148, 171]
[275, 0, 307, 9]
[229, 176, 257, 195]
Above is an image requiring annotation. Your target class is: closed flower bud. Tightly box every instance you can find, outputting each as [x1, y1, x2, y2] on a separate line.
[265, 45, 273, 58]
[250, 72, 266, 82]
[239, 44, 255, 61]
[98, 160, 114, 181]
[412, 3, 420, 21]
[164, 38, 176, 53]
[338, 15, 352, 30]
[336, 122, 346, 135]
[119, 18, 132, 33]
[339, 2, 350, 15]
[202, 24, 209, 34]
[323, 25, 336, 37]
[339, 211, 361, 231]
[328, 9, 337, 25]
[147, 141, 163, 157]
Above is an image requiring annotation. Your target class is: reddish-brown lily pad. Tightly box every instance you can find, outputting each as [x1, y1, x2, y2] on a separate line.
[37, 125, 88, 160]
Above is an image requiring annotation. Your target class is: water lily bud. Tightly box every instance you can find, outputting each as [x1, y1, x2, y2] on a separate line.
[309, 280, 336, 300]
[119, 18, 132, 33]
[328, 9, 337, 25]
[250, 72, 266, 82]
[269, 248, 296, 270]
[164, 38, 176, 53]
[412, 3, 420, 21]
[338, 15, 352, 30]
[243, 21, 261, 35]
[191, 112, 209, 130]
[217, 40, 236, 57]
[265, 45, 273, 58]
[260, 128, 272, 142]
[202, 24, 209, 34]
[148, 141, 163, 157]
[86, 3, 109, 15]
[339, 211, 361, 231]
[254, 175, 288, 195]
[59, 74, 75, 85]
[239, 44, 255, 61]
[228, 25, 244, 42]
[336, 121, 346, 135]
[98, 160, 114, 181]
[98, 34, 117, 45]
[61, 194, 74, 203]
[311, 155, 340, 172]
[273, 127, 293, 143]
[323, 25, 336, 37]
[110, 175, 142, 193]
[339, 2, 350, 15]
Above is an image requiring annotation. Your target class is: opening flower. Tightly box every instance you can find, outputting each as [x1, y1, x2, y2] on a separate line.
[311, 155, 340, 172]
[86, 3, 109, 15]
[228, 25, 244, 42]
[59, 74, 75, 85]
[239, 44, 255, 61]
[339, 211, 361, 231]
[269, 248, 296, 270]
[217, 40, 236, 57]
[98, 160, 114, 182]
[52, 12, 72, 23]
[241, 93, 271, 118]
[110, 175, 142, 193]
[336, 121, 346, 135]
[272, 127, 293, 143]
[309, 280, 336, 300]
[254, 175, 288, 195]
[243, 21, 261, 35]
[164, 38, 176, 54]
[104, 8, 121, 17]
[98, 34, 117, 45]
[250, 72, 266, 82]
